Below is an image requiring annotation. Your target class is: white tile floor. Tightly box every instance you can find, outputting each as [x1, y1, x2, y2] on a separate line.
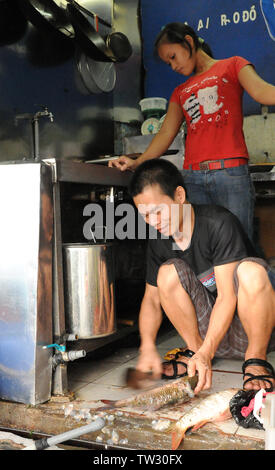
[67, 329, 275, 445]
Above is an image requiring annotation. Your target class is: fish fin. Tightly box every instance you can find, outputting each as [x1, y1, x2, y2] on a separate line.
[101, 399, 116, 406]
[171, 429, 185, 450]
[213, 408, 232, 422]
[97, 399, 116, 410]
[191, 420, 209, 431]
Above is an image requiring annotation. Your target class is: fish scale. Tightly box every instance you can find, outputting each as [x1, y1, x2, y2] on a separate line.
[171, 388, 238, 449]
[101, 375, 198, 411]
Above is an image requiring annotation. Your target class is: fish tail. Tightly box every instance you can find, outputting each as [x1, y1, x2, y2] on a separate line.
[171, 429, 185, 450]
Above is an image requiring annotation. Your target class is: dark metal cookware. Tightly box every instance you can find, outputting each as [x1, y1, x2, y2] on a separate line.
[67, 1, 112, 61]
[67, 1, 132, 63]
[106, 31, 132, 63]
[20, 0, 75, 38]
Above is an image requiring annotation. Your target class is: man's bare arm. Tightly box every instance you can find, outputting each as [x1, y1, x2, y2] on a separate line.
[136, 283, 163, 377]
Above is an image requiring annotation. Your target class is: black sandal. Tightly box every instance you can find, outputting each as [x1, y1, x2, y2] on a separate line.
[162, 349, 195, 380]
[242, 358, 275, 392]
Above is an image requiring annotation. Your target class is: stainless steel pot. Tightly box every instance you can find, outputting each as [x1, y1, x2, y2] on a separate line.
[63, 243, 116, 339]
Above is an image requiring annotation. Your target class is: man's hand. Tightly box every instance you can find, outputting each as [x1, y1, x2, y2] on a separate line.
[136, 347, 163, 379]
[108, 155, 137, 171]
[187, 350, 212, 394]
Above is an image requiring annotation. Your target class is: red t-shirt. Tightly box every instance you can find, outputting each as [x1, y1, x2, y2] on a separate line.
[170, 56, 252, 169]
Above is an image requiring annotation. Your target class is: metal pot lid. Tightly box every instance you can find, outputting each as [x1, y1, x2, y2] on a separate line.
[21, 0, 75, 38]
[77, 51, 116, 94]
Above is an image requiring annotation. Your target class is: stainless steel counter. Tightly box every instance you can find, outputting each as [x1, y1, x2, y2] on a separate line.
[44, 159, 132, 186]
[250, 171, 275, 182]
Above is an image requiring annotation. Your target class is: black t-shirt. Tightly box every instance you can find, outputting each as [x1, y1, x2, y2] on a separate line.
[146, 204, 257, 295]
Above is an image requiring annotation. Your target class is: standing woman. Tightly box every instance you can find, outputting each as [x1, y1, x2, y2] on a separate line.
[109, 22, 275, 241]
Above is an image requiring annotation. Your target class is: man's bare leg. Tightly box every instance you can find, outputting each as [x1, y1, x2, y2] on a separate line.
[157, 263, 203, 376]
[237, 261, 275, 391]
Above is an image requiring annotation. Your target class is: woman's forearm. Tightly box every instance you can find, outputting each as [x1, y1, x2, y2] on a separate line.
[134, 128, 179, 168]
[134, 101, 184, 168]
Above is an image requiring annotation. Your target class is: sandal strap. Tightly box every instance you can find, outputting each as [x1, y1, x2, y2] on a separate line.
[175, 348, 195, 360]
[242, 358, 275, 376]
[243, 374, 274, 392]
[162, 359, 188, 379]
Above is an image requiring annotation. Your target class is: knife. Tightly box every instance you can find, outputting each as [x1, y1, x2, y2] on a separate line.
[125, 367, 198, 391]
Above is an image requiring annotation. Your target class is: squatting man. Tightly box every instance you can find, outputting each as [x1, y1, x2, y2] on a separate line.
[128, 159, 275, 395]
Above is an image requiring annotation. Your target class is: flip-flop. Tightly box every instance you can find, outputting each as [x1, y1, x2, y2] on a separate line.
[162, 349, 195, 380]
[242, 358, 275, 392]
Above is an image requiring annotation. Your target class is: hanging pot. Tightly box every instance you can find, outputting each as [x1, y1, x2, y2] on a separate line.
[67, 1, 132, 63]
[106, 32, 132, 63]
[19, 0, 75, 38]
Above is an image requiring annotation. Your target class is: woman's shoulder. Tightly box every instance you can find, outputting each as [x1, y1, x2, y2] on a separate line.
[217, 56, 253, 76]
[219, 56, 252, 67]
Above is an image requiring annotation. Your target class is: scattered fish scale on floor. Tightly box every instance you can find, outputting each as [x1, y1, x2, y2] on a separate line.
[171, 388, 238, 450]
[101, 375, 198, 411]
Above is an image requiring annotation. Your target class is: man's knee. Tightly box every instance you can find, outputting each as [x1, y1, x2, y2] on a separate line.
[236, 261, 269, 294]
[157, 263, 179, 293]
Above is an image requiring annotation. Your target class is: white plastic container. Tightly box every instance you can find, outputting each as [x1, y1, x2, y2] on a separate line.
[139, 97, 167, 113]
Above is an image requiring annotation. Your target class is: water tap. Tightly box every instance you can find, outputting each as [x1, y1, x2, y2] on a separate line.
[33, 106, 54, 122]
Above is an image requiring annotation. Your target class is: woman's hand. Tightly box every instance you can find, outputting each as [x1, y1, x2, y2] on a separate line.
[187, 350, 212, 394]
[108, 155, 137, 171]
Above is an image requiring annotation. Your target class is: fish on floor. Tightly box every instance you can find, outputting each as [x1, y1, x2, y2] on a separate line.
[101, 375, 198, 411]
[171, 388, 238, 450]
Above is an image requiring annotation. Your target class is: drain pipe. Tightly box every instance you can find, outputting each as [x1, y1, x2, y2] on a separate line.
[23, 417, 105, 450]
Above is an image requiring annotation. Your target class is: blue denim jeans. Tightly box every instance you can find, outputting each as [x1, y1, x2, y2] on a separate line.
[182, 164, 255, 241]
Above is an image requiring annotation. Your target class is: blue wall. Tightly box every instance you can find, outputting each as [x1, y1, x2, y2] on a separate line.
[140, 0, 275, 115]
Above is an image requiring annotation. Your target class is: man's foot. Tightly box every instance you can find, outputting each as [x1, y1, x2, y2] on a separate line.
[242, 358, 275, 392]
[162, 348, 195, 379]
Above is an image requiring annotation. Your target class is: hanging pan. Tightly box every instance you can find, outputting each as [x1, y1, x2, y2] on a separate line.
[106, 32, 132, 63]
[67, 1, 132, 63]
[76, 49, 116, 94]
[67, 1, 113, 62]
[19, 0, 75, 38]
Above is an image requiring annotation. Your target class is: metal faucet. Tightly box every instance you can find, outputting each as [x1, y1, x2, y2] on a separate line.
[33, 106, 54, 123]
[15, 106, 54, 160]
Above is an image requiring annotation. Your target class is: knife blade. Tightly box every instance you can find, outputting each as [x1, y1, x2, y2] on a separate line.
[125, 367, 198, 391]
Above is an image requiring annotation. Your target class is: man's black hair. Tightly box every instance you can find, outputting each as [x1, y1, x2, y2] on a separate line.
[128, 159, 185, 199]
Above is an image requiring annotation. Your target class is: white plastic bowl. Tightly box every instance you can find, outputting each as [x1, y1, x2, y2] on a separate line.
[139, 97, 167, 112]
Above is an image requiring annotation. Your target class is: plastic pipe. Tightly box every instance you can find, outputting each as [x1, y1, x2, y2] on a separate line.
[23, 417, 105, 450]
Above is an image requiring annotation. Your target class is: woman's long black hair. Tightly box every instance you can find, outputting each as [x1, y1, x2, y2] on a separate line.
[154, 22, 213, 58]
